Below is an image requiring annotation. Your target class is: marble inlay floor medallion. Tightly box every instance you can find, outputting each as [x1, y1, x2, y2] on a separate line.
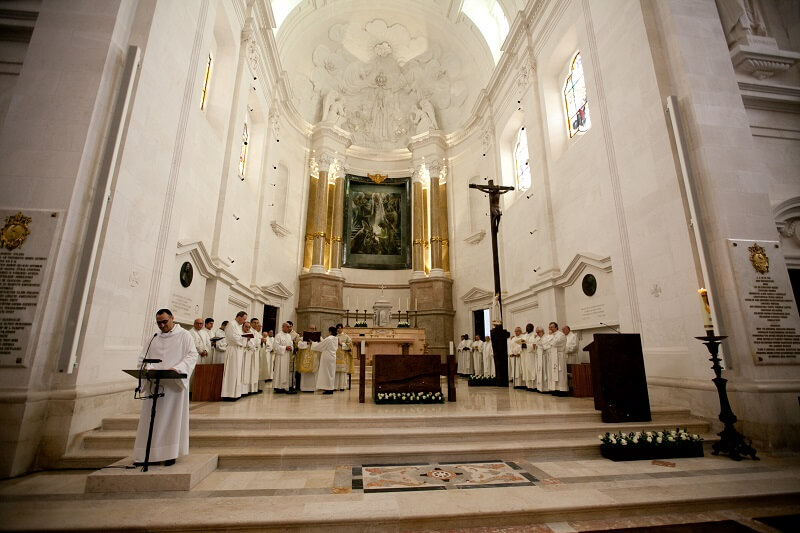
[355, 460, 537, 493]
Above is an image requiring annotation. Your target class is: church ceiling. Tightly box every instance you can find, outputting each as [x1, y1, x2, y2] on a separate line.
[274, 0, 503, 150]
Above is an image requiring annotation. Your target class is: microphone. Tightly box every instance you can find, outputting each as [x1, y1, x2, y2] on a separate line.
[600, 322, 621, 334]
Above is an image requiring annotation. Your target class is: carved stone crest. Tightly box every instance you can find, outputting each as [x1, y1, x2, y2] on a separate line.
[0, 212, 32, 251]
[748, 242, 769, 274]
[368, 173, 388, 184]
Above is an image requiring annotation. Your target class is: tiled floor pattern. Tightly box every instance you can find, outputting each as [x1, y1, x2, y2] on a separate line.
[355, 461, 538, 492]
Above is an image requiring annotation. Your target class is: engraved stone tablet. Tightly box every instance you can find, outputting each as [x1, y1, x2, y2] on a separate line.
[0, 209, 61, 367]
[727, 239, 800, 364]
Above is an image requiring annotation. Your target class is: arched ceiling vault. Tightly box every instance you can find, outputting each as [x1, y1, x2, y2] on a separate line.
[270, 0, 523, 150]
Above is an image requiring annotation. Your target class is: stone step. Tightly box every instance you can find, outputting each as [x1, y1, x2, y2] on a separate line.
[81, 418, 709, 450]
[99, 406, 695, 431]
[58, 433, 720, 470]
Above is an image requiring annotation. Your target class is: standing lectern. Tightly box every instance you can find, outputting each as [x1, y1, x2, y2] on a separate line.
[582, 334, 651, 423]
[123, 369, 186, 471]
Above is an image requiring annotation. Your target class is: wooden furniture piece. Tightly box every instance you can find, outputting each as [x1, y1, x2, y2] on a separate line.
[583, 333, 651, 423]
[373, 353, 442, 399]
[569, 363, 593, 398]
[191, 364, 223, 402]
[344, 327, 425, 364]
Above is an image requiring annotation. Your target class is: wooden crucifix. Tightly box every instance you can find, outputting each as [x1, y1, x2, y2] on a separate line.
[469, 179, 514, 386]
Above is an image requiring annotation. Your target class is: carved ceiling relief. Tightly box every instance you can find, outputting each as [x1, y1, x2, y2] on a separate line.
[290, 19, 470, 150]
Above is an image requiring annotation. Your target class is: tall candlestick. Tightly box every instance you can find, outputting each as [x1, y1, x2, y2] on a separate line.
[361, 340, 365, 354]
[449, 341, 454, 355]
[406, 297, 409, 310]
[414, 298, 417, 311]
[698, 288, 713, 330]
[346, 297, 350, 310]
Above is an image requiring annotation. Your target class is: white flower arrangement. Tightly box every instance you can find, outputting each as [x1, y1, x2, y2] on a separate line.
[375, 390, 444, 404]
[354, 321, 368, 328]
[397, 321, 410, 328]
[599, 428, 702, 448]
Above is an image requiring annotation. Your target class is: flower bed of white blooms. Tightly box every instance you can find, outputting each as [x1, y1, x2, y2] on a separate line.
[397, 321, 411, 328]
[354, 321, 368, 328]
[599, 428, 702, 448]
[468, 375, 496, 386]
[375, 391, 445, 404]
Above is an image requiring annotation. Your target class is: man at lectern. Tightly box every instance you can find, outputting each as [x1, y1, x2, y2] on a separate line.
[133, 308, 198, 466]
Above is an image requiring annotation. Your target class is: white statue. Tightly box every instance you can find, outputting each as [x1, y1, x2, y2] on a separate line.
[715, 0, 768, 46]
[322, 89, 346, 125]
[412, 98, 438, 134]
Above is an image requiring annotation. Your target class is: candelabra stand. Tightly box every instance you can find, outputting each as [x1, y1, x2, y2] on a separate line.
[413, 310, 418, 328]
[695, 330, 758, 461]
[344, 310, 350, 327]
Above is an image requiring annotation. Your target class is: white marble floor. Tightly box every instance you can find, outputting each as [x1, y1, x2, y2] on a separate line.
[2, 382, 798, 532]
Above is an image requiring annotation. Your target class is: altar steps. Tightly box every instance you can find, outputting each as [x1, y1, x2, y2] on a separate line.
[58, 407, 712, 469]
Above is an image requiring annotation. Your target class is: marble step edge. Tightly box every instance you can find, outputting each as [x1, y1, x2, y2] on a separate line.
[101, 407, 695, 430]
[63, 433, 722, 466]
[81, 422, 710, 448]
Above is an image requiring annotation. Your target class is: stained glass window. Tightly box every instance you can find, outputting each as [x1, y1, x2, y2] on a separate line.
[238, 115, 249, 177]
[514, 127, 530, 191]
[564, 52, 591, 138]
[200, 52, 212, 110]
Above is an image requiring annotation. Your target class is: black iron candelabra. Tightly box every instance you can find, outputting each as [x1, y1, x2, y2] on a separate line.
[695, 330, 758, 461]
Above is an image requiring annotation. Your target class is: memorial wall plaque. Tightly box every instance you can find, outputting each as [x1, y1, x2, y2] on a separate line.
[727, 239, 800, 365]
[0, 209, 61, 367]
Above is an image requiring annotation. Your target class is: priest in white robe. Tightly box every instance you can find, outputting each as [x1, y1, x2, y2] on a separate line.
[133, 308, 198, 465]
[534, 327, 548, 392]
[212, 321, 228, 365]
[483, 336, 496, 378]
[190, 318, 212, 365]
[522, 324, 537, 390]
[273, 322, 294, 392]
[241, 321, 259, 394]
[509, 326, 526, 389]
[221, 311, 247, 400]
[456, 334, 472, 376]
[311, 326, 338, 394]
[471, 334, 484, 376]
[335, 324, 352, 391]
[299, 325, 320, 393]
[550, 322, 568, 394]
[563, 325, 578, 364]
[263, 330, 275, 381]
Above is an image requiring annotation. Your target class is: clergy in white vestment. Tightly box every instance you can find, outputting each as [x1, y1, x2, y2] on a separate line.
[251, 319, 267, 386]
[212, 321, 228, 365]
[335, 324, 352, 391]
[133, 308, 198, 465]
[456, 334, 472, 375]
[241, 321, 259, 394]
[299, 325, 320, 392]
[539, 324, 557, 393]
[482, 336, 496, 378]
[221, 312, 247, 400]
[509, 327, 526, 389]
[550, 322, 568, 394]
[563, 325, 578, 364]
[190, 318, 212, 364]
[522, 324, 537, 390]
[273, 322, 294, 392]
[311, 326, 338, 394]
[263, 330, 275, 381]
[534, 327, 548, 392]
[471, 335, 484, 376]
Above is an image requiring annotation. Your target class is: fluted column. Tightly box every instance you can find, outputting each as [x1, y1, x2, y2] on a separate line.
[329, 172, 346, 276]
[302, 174, 317, 270]
[439, 180, 450, 273]
[429, 173, 443, 276]
[309, 168, 329, 273]
[412, 176, 425, 278]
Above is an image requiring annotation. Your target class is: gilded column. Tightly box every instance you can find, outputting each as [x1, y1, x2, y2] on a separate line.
[439, 180, 450, 273]
[302, 174, 317, 270]
[324, 177, 335, 271]
[428, 173, 442, 275]
[412, 174, 425, 278]
[330, 172, 346, 275]
[422, 185, 430, 274]
[309, 166, 329, 273]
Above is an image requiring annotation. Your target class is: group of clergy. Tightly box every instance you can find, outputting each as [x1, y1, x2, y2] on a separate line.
[456, 322, 578, 395]
[293, 323, 353, 395]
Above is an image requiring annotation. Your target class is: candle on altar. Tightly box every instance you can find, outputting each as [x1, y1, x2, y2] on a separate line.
[406, 297, 409, 310]
[698, 288, 713, 330]
[449, 341, 454, 355]
[414, 298, 417, 311]
[361, 340, 366, 354]
[398, 296, 401, 311]
[356, 297, 359, 310]
[346, 297, 350, 310]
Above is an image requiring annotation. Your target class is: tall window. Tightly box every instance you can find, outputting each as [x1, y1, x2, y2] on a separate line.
[564, 51, 591, 138]
[238, 115, 249, 177]
[200, 52, 212, 110]
[514, 127, 531, 190]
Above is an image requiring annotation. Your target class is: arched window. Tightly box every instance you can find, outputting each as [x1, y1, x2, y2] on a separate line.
[514, 126, 531, 190]
[238, 114, 249, 177]
[564, 52, 591, 138]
